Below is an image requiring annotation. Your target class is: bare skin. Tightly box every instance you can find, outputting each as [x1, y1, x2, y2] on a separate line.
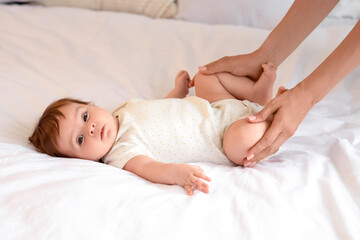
[198, 0, 360, 167]
[55, 64, 278, 195]
[193, 63, 277, 165]
[193, 62, 277, 105]
[125, 63, 277, 195]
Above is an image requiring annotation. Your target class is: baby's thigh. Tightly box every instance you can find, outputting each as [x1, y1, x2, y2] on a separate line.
[223, 118, 270, 166]
[193, 72, 235, 103]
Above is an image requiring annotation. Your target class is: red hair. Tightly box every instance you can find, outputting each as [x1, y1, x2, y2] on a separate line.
[29, 98, 90, 157]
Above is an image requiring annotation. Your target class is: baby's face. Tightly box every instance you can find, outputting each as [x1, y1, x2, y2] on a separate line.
[56, 103, 119, 161]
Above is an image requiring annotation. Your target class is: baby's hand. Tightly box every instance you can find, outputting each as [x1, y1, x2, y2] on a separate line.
[173, 164, 211, 195]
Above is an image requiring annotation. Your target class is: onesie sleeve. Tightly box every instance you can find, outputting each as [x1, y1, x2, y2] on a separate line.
[103, 140, 150, 169]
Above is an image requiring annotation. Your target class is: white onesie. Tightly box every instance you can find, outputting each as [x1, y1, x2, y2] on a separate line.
[103, 96, 262, 168]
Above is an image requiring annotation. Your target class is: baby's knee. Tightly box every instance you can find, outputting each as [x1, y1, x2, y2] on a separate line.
[193, 72, 211, 90]
[223, 118, 270, 166]
[193, 72, 227, 103]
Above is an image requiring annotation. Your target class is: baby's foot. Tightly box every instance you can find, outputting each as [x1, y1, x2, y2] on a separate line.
[276, 86, 287, 97]
[253, 62, 277, 105]
[174, 70, 191, 98]
[261, 62, 277, 82]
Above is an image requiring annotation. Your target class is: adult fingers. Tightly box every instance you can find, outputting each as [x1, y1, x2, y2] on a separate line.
[244, 131, 287, 167]
[246, 112, 284, 162]
[247, 98, 280, 123]
[198, 56, 234, 75]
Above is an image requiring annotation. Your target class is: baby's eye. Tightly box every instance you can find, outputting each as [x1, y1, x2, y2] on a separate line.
[77, 135, 84, 145]
[83, 112, 88, 122]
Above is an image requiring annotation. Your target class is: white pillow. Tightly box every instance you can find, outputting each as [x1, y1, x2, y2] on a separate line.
[323, 0, 360, 26]
[175, 0, 294, 29]
[34, 0, 177, 18]
[175, 0, 359, 29]
[0, 0, 31, 2]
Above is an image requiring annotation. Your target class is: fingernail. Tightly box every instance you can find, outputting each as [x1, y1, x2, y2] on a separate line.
[247, 154, 254, 161]
[248, 115, 256, 121]
[198, 66, 207, 71]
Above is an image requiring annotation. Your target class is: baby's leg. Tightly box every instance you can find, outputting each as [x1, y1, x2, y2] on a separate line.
[223, 118, 271, 166]
[216, 63, 277, 105]
[193, 72, 236, 103]
[193, 62, 276, 105]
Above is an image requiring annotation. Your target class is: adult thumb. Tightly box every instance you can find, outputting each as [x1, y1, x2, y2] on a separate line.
[247, 105, 274, 123]
[198, 56, 232, 75]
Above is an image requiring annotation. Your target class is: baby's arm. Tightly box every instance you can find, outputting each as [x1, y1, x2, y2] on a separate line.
[124, 155, 211, 195]
[165, 70, 192, 99]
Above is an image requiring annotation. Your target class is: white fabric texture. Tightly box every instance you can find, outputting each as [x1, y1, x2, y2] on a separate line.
[104, 97, 261, 168]
[175, 0, 360, 29]
[0, 5, 360, 240]
[35, 0, 177, 18]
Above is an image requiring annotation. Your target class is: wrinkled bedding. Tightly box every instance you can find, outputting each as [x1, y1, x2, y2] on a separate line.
[0, 5, 359, 240]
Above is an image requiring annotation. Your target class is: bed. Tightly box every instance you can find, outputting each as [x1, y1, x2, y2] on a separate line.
[0, 2, 359, 240]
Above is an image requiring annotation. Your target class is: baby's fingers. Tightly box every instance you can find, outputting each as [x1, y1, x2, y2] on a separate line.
[195, 171, 211, 182]
[184, 178, 209, 195]
[184, 185, 194, 196]
[195, 178, 209, 193]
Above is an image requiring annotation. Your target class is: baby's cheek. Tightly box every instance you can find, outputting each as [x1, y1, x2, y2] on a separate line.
[82, 140, 107, 161]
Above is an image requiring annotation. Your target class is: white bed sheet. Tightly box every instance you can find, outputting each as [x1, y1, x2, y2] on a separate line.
[0, 5, 360, 240]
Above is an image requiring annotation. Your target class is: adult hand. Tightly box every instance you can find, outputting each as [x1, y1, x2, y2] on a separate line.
[190, 52, 264, 87]
[243, 84, 314, 167]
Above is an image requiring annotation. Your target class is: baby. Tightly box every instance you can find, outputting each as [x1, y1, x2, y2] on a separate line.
[29, 63, 278, 195]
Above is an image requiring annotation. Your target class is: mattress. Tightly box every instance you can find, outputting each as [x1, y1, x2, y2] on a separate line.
[0, 5, 359, 240]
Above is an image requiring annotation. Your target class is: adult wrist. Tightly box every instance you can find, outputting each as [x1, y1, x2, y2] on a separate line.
[295, 79, 322, 107]
[252, 48, 268, 66]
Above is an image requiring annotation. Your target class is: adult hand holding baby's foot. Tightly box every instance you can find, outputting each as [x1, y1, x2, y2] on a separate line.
[276, 86, 288, 97]
[197, 53, 264, 81]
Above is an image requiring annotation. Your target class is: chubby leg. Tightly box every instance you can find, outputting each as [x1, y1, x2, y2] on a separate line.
[217, 63, 276, 105]
[193, 72, 236, 103]
[194, 62, 276, 105]
[223, 118, 271, 166]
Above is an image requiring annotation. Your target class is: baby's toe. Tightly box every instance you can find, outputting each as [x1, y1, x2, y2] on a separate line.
[262, 63, 275, 72]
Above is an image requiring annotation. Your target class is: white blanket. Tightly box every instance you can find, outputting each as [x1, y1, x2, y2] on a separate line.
[0, 5, 359, 240]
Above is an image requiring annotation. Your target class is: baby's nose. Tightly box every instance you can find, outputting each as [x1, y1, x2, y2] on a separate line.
[89, 123, 96, 136]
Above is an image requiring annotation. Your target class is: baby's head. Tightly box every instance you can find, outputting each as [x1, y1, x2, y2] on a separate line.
[29, 98, 119, 162]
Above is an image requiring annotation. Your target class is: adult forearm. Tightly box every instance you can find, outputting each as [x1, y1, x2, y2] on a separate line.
[257, 0, 339, 66]
[300, 20, 360, 105]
